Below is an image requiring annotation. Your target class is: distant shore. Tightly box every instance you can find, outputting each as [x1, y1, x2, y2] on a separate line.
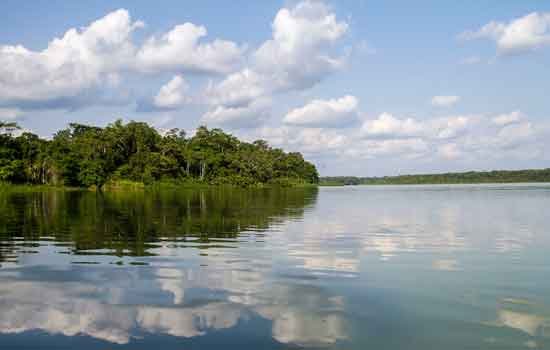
[320, 168, 550, 186]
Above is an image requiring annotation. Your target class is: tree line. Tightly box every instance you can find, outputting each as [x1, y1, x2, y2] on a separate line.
[0, 120, 319, 188]
[320, 169, 550, 186]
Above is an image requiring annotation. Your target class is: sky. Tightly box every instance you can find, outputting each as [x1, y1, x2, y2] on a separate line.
[1, 0, 549, 176]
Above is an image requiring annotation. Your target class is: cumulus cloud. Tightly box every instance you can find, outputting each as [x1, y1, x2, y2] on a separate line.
[204, 68, 266, 108]
[204, 0, 349, 128]
[135, 23, 244, 74]
[361, 113, 475, 141]
[242, 110, 547, 166]
[431, 95, 460, 107]
[352, 138, 429, 159]
[283, 95, 359, 127]
[492, 110, 523, 126]
[438, 143, 462, 160]
[201, 98, 271, 128]
[361, 113, 424, 139]
[240, 126, 348, 156]
[0, 9, 142, 107]
[0, 1, 349, 126]
[496, 121, 535, 149]
[0, 9, 244, 110]
[432, 116, 472, 139]
[252, 0, 348, 91]
[153, 75, 190, 109]
[460, 12, 550, 54]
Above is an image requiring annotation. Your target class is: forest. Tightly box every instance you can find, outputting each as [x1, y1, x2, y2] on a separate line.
[321, 169, 550, 186]
[0, 121, 319, 188]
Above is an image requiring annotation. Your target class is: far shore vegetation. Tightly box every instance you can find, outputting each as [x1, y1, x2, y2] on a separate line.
[320, 168, 550, 186]
[0, 121, 319, 189]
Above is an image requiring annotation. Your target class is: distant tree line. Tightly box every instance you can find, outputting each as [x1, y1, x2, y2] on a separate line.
[321, 169, 550, 186]
[0, 120, 319, 188]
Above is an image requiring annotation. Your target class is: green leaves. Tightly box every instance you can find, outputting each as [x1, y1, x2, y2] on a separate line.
[0, 121, 319, 187]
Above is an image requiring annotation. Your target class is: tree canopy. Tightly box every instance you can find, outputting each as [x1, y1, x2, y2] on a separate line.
[0, 120, 319, 188]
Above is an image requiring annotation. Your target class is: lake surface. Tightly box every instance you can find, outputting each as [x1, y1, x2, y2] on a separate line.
[0, 184, 549, 349]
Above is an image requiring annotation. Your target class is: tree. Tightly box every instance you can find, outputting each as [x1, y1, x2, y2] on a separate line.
[0, 121, 320, 187]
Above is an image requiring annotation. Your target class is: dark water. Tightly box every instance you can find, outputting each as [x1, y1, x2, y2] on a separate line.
[0, 184, 549, 349]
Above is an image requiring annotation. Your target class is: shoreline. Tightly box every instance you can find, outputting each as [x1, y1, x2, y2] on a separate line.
[0, 180, 318, 192]
[319, 181, 550, 187]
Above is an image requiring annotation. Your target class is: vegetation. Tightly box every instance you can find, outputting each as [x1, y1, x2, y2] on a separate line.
[320, 169, 550, 186]
[0, 120, 319, 188]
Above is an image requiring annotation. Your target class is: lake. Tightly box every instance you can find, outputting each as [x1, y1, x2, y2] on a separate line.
[0, 184, 549, 349]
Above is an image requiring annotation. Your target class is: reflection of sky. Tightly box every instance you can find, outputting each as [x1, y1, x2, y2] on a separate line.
[0, 264, 348, 347]
[1, 184, 550, 348]
[487, 298, 550, 348]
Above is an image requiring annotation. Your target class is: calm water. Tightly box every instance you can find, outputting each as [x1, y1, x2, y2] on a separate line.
[0, 184, 549, 349]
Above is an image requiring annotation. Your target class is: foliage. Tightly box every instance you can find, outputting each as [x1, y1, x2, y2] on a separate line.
[0, 120, 319, 188]
[320, 169, 550, 186]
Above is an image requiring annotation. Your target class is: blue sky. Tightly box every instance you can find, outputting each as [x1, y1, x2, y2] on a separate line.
[1, 0, 549, 176]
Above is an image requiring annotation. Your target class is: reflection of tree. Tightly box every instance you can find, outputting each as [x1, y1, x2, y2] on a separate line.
[0, 187, 318, 260]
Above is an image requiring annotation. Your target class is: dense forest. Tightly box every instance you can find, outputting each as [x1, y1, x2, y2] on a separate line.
[321, 169, 550, 186]
[0, 121, 318, 188]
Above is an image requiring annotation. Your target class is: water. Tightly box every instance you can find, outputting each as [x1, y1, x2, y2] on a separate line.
[0, 184, 549, 349]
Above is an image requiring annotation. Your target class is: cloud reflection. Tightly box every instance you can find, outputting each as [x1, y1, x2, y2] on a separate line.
[494, 299, 550, 338]
[0, 265, 348, 347]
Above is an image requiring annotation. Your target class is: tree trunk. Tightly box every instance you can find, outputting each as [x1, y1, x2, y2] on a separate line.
[200, 161, 206, 180]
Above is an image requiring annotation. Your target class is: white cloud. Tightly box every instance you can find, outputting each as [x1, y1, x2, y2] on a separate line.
[0, 9, 143, 106]
[432, 116, 472, 139]
[240, 126, 348, 156]
[253, 111, 546, 164]
[204, 68, 266, 108]
[136, 23, 244, 74]
[363, 113, 480, 146]
[492, 110, 523, 126]
[460, 12, 550, 54]
[252, 0, 348, 91]
[497, 122, 535, 149]
[291, 128, 348, 154]
[153, 75, 190, 109]
[283, 95, 358, 127]
[431, 95, 460, 107]
[201, 98, 271, 128]
[205, 0, 348, 114]
[0, 9, 245, 110]
[361, 113, 475, 141]
[438, 143, 462, 160]
[359, 138, 429, 158]
[0, 108, 23, 120]
[361, 113, 424, 139]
